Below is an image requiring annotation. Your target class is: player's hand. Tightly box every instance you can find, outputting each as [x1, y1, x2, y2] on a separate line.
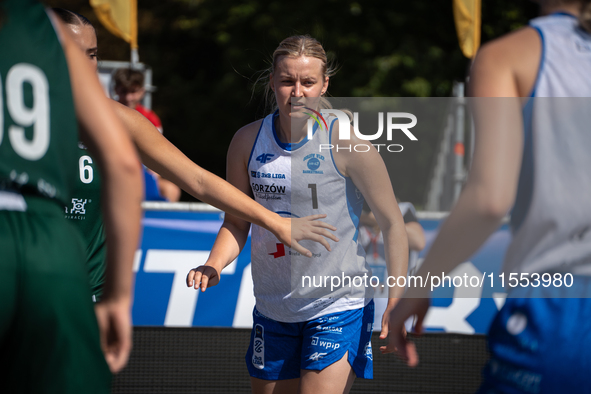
[274, 214, 338, 257]
[379, 297, 429, 367]
[186, 265, 220, 291]
[94, 297, 132, 373]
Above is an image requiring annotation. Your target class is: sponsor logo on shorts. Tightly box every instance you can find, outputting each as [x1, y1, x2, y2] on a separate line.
[314, 325, 343, 334]
[252, 324, 265, 369]
[317, 315, 339, 324]
[308, 352, 328, 361]
[311, 336, 341, 350]
[364, 341, 373, 361]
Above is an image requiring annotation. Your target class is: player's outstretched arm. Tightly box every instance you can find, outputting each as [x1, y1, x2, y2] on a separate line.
[333, 127, 410, 357]
[52, 15, 142, 374]
[112, 102, 338, 256]
[386, 39, 527, 367]
[186, 122, 260, 290]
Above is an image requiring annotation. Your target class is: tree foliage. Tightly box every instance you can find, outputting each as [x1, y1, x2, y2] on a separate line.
[45, 0, 538, 205]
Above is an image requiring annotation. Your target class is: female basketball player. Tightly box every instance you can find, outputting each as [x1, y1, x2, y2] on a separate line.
[1, 2, 142, 391]
[187, 35, 409, 394]
[386, 1, 591, 392]
[54, 9, 338, 301]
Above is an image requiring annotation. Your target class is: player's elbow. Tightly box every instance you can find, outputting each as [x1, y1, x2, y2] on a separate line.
[478, 193, 512, 221]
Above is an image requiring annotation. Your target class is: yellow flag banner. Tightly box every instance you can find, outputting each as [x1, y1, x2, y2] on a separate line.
[89, 0, 138, 49]
[453, 0, 481, 58]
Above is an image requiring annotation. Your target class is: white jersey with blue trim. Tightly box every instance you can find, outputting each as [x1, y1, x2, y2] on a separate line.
[503, 13, 591, 277]
[528, 13, 591, 97]
[247, 111, 371, 323]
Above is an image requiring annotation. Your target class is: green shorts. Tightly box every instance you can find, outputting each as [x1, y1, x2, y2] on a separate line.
[0, 193, 111, 393]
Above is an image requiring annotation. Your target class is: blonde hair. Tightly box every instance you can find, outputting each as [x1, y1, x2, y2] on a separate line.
[258, 35, 336, 114]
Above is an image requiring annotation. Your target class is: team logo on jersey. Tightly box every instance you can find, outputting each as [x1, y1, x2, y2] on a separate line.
[65, 198, 91, 220]
[256, 153, 275, 164]
[303, 153, 325, 175]
[69, 198, 88, 214]
[304, 107, 329, 132]
[252, 324, 265, 369]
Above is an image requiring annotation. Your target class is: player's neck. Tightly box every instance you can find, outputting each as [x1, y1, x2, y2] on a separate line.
[540, 3, 581, 17]
[275, 116, 307, 145]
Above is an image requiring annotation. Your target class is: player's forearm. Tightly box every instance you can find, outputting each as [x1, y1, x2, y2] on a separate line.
[190, 170, 282, 231]
[116, 107, 283, 235]
[382, 221, 409, 299]
[205, 221, 250, 272]
[411, 183, 506, 298]
[100, 159, 143, 301]
[405, 222, 426, 252]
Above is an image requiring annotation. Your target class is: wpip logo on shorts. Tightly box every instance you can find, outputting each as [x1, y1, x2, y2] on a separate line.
[311, 336, 340, 350]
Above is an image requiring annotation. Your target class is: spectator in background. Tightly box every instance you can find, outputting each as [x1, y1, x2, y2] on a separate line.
[113, 68, 181, 202]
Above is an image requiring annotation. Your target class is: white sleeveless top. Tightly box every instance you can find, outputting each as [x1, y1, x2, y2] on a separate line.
[247, 111, 372, 323]
[503, 13, 591, 276]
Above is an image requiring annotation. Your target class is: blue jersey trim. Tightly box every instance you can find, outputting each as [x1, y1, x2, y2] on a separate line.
[272, 110, 318, 152]
[247, 120, 265, 169]
[328, 118, 346, 179]
[510, 98, 535, 232]
[345, 178, 364, 242]
[327, 118, 364, 241]
[528, 25, 545, 98]
[550, 11, 577, 19]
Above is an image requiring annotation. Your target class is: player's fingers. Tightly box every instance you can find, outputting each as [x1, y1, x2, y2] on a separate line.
[379, 321, 389, 340]
[200, 272, 210, 292]
[305, 233, 331, 252]
[313, 228, 339, 242]
[406, 341, 419, 367]
[302, 214, 327, 221]
[414, 312, 425, 335]
[310, 220, 337, 232]
[193, 270, 203, 290]
[186, 270, 196, 287]
[290, 240, 312, 258]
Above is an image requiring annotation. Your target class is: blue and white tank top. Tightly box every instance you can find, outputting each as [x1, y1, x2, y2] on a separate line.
[504, 13, 591, 276]
[247, 111, 372, 323]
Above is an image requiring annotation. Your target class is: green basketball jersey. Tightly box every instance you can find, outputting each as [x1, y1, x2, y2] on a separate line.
[65, 145, 106, 299]
[0, 0, 78, 208]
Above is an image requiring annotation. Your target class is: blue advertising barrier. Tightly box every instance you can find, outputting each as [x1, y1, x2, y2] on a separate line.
[132, 205, 511, 334]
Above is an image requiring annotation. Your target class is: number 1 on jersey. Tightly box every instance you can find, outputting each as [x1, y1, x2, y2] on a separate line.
[308, 183, 318, 209]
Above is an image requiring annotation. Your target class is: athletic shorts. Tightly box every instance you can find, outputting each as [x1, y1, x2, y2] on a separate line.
[0, 193, 111, 393]
[246, 300, 374, 380]
[478, 277, 591, 394]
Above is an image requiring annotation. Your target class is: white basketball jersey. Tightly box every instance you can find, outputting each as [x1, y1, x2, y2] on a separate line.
[248, 111, 371, 323]
[503, 14, 591, 276]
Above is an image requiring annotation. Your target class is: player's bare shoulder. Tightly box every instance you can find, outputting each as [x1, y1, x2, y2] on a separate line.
[471, 26, 541, 97]
[227, 119, 264, 167]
